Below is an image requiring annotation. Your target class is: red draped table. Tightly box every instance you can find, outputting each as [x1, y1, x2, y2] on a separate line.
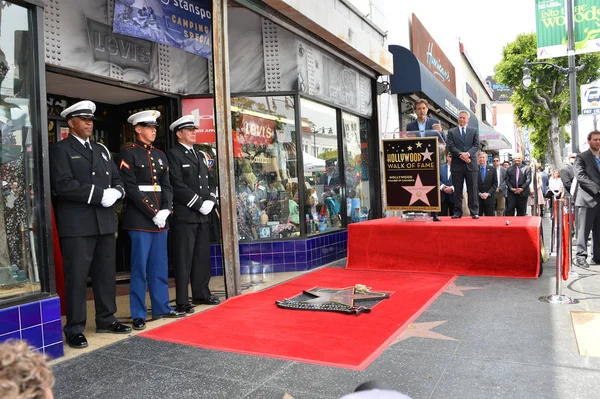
[347, 216, 541, 278]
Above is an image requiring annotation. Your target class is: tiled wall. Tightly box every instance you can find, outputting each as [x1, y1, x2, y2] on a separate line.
[0, 296, 64, 359]
[210, 230, 348, 275]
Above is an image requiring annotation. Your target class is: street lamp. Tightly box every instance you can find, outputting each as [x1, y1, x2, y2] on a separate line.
[522, 60, 585, 153]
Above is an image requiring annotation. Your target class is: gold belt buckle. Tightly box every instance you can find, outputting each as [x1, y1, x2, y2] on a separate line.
[153, 185, 159, 192]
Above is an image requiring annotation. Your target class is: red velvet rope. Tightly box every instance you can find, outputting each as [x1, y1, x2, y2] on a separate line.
[562, 207, 570, 280]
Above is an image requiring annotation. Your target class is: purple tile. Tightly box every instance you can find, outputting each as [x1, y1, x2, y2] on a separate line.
[0, 331, 21, 343]
[42, 320, 63, 346]
[261, 253, 273, 264]
[307, 239, 314, 250]
[296, 252, 307, 263]
[273, 242, 284, 253]
[19, 302, 41, 329]
[273, 264, 286, 272]
[273, 253, 284, 264]
[239, 244, 251, 255]
[307, 251, 313, 261]
[250, 254, 262, 263]
[284, 252, 296, 264]
[22, 325, 43, 349]
[295, 262, 308, 271]
[215, 245, 222, 256]
[260, 242, 273, 253]
[41, 298, 61, 324]
[283, 241, 295, 252]
[294, 241, 306, 251]
[210, 245, 216, 256]
[0, 306, 19, 335]
[284, 264, 297, 272]
[215, 257, 223, 267]
[44, 342, 64, 359]
[250, 243, 261, 254]
[240, 255, 251, 266]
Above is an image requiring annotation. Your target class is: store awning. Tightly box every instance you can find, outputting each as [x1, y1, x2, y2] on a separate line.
[388, 45, 478, 128]
[479, 123, 512, 150]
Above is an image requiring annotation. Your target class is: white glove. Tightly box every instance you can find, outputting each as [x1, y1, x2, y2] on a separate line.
[101, 188, 122, 208]
[199, 200, 215, 215]
[152, 209, 171, 229]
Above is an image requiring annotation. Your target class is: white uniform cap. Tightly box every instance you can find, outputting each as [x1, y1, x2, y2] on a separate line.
[169, 114, 197, 132]
[127, 110, 161, 126]
[60, 100, 96, 120]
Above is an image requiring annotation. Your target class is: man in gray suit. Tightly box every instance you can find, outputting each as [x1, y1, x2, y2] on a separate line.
[446, 110, 480, 218]
[492, 156, 507, 216]
[574, 131, 600, 268]
[505, 153, 531, 216]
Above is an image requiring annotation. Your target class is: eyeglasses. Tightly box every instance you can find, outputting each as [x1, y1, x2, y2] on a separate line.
[493, 159, 500, 162]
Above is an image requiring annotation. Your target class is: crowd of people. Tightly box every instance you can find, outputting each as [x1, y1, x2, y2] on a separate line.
[49, 100, 219, 349]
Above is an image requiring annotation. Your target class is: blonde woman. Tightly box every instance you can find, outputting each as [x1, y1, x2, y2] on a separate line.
[0, 340, 55, 398]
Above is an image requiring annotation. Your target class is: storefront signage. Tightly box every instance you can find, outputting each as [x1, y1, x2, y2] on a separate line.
[535, 0, 600, 59]
[322, 55, 359, 109]
[382, 137, 440, 211]
[469, 100, 477, 114]
[411, 14, 456, 95]
[444, 98, 459, 117]
[113, 0, 212, 60]
[482, 104, 494, 125]
[86, 18, 154, 74]
[485, 76, 513, 102]
[237, 114, 275, 147]
[465, 82, 478, 103]
[182, 98, 216, 142]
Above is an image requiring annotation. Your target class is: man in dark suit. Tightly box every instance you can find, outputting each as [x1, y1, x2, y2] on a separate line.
[574, 131, 600, 268]
[406, 98, 444, 140]
[505, 153, 532, 216]
[477, 152, 498, 216]
[492, 156, 507, 216]
[49, 100, 131, 349]
[561, 153, 577, 196]
[167, 115, 220, 313]
[446, 110, 480, 218]
[439, 153, 454, 216]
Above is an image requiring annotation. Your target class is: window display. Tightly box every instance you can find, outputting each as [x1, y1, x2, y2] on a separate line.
[300, 99, 343, 235]
[232, 96, 299, 241]
[0, 2, 43, 301]
[342, 113, 370, 224]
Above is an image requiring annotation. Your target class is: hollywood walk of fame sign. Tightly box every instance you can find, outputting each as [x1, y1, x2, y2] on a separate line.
[382, 137, 441, 211]
[276, 286, 391, 315]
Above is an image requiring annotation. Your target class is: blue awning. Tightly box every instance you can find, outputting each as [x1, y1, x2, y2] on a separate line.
[388, 45, 478, 129]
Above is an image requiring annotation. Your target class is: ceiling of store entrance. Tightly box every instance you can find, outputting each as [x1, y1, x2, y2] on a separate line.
[46, 72, 159, 105]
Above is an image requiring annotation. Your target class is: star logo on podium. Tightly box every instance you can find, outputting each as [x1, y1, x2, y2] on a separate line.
[402, 174, 435, 206]
[421, 147, 434, 161]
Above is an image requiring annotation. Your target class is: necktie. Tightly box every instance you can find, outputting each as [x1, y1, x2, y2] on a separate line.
[84, 142, 91, 151]
[461, 127, 466, 143]
[480, 166, 486, 180]
[516, 166, 520, 187]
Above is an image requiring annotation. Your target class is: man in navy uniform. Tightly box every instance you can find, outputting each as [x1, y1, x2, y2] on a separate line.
[50, 100, 131, 349]
[119, 110, 184, 330]
[167, 115, 220, 313]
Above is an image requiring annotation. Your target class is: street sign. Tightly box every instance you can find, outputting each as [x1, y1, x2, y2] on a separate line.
[581, 82, 600, 115]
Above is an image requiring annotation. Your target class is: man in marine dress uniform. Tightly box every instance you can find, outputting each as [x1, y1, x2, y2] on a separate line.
[49, 100, 131, 349]
[119, 110, 184, 331]
[167, 115, 220, 313]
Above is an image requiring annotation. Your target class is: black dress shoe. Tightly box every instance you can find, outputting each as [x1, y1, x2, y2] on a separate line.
[575, 259, 590, 268]
[451, 214, 462, 219]
[192, 296, 221, 305]
[153, 309, 186, 320]
[96, 321, 132, 334]
[174, 304, 195, 314]
[432, 215, 441, 222]
[132, 318, 146, 330]
[592, 259, 600, 265]
[472, 215, 480, 219]
[66, 333, 88, 349]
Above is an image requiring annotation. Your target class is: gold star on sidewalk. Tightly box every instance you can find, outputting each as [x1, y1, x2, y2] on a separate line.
[444, 283, 487, 297]
[393, 321, 457, 343]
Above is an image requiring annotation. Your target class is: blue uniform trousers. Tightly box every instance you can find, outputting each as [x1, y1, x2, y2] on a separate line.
[128, 230, 172, 319]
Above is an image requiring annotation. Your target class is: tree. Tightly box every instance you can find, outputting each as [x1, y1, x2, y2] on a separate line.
[495, 33, 600, 170]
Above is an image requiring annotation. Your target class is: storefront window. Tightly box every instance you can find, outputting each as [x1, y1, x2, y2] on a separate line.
[342, 113, 370, 224]
[300, 99, 342, 235]
[232, 96, 298, 241]
[0, 2, 42, 301]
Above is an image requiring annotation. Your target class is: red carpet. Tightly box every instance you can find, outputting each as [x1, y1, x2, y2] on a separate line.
[141, 268, 456, 370]
[347, 216, 541, 278]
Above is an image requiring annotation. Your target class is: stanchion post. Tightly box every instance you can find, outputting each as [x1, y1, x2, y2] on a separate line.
[566, 195, 578, 279]
[539, 199, 579, 304]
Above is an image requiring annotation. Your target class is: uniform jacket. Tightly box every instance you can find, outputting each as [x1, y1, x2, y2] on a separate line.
[478, 164, 498, 204]
[574, 150, 600, 208]
[505, 164, 532, 198]
[439, 163, 454, 204]
[50, 134, 125, 237]
[119, 141, 173, 231]
[167, 143, 217, 224]
[446, 126, 479, 172]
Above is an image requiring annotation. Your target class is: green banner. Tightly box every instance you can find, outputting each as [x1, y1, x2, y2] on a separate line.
[536, 0, 600, 59]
